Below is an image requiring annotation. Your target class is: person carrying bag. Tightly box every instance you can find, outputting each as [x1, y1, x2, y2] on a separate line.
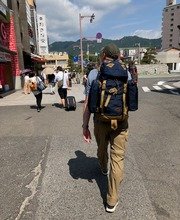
[54, 66, 70, 108]
[29, 72, 44, 112]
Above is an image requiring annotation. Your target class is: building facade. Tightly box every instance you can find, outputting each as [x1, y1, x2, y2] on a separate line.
[0, 0, 20, 92]
[42, 52, 69, 70]
[162, 0, 180, 50]
[158, 0, 180, 73]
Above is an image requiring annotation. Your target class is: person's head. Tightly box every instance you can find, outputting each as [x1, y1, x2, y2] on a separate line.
[101, 43, 120, 61]
[56, 66, 63, 72]
[29, 71, 35, 78]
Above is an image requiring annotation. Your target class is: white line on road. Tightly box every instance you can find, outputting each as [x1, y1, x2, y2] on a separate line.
[163, 85, 174, 89]
[157, 81, 166, 85]
[153, 85, 163, 91]
[142, 87, 151, 92]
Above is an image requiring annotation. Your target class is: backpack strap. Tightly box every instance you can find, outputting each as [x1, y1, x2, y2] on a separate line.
[100, 80, 106, 109]
[122, 83, 128, 120]
[104, 87, 118, 107]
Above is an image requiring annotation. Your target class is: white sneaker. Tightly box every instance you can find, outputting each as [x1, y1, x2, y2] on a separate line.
[106, 201, 119, 213]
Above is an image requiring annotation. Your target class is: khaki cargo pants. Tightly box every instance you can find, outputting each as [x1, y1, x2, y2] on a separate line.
[94, 119, 128, 206]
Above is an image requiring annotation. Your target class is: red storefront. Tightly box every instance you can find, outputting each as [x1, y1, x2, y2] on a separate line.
[0, 3, 19, 93]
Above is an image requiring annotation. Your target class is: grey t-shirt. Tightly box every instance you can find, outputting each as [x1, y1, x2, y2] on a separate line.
[85, 68, 98, 96]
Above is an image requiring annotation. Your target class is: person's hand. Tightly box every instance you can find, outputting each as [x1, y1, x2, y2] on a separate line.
[83, 127, 91, 143]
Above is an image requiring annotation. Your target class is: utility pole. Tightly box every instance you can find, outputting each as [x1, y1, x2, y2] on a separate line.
[79, 13, 95, 75]
[135, 43, 141, 64]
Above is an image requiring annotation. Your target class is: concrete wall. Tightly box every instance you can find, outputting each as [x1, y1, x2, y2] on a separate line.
[137, 64, 169, 75]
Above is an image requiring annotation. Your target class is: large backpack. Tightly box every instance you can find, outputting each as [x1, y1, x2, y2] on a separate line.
[88, 60, 129, 130]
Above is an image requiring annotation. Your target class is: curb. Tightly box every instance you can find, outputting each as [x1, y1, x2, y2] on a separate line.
[0, 89, 16, 98]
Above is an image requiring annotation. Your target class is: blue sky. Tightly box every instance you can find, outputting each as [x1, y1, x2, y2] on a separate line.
[37, 0, 180, 43]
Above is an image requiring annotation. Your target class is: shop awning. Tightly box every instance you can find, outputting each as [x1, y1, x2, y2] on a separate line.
[31, 53, 46, 63]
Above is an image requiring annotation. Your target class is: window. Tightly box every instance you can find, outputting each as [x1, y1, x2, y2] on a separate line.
[21, 32, 23, 42]
[47, 60, 55, 65]
[171, 13, 174, 16]
[169, 39, 172, 42]
[169, 44, 172, 47]
[170, 34, 173, 37]
[171, 18, 174, 21]
[170, 29, 173, 32]
[17, 1, 19, 10]
[170, 24, 173, 27]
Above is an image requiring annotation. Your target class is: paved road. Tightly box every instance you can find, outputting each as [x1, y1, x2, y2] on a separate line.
[0, 76, 180, 220]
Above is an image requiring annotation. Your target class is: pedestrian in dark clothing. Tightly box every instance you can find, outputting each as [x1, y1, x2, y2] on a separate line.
[29, 72, 43, 112]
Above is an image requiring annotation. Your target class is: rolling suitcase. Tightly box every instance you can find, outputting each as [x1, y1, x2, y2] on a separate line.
[65, 96, 76, 111]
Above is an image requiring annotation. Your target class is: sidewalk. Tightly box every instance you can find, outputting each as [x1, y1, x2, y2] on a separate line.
[0, 83, 85, 107]
[0, 78, 179, 107]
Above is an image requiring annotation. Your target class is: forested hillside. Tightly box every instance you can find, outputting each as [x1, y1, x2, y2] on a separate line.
[49, 36, 161, 56]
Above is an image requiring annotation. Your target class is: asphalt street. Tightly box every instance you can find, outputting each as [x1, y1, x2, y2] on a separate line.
[0, 75, 180, 220]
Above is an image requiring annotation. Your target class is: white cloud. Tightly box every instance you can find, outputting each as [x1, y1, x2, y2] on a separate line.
[37, 0, 131, 42]
[132, 30, 162, 39]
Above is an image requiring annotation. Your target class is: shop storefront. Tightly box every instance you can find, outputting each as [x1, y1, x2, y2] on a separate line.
[0, 2, 20, 93]
[0, 2, 12, 93]
[0, 50, 14, 93]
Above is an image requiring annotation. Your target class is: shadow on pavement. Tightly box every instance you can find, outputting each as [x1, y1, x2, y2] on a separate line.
[52, 103, 63, 108]
[30, 105, 46, 109]
[151, 88, 180, 96]
[68, 150, 108, 204]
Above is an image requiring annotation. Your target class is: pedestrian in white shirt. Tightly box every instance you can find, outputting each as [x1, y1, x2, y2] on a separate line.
[54, 66, 70, 108]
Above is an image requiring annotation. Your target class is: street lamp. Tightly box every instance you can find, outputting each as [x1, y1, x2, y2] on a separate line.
[79, 13, 95, 75]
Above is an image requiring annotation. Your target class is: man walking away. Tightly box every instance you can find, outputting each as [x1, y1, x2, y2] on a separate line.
[83, 43, 129, 213]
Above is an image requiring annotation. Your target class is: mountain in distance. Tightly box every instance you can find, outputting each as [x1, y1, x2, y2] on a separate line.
[49, 36, 162, 56]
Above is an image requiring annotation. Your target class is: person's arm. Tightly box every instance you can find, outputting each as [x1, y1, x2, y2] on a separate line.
[82, 71, 94, 143]
[66, 73, 70, 88]
[83, 96, 91, 143]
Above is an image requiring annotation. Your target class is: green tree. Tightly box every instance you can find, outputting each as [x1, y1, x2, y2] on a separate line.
[141, 48, 158, 64]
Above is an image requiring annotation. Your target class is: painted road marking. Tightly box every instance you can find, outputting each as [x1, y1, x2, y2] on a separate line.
[142, 87, 151, 92]
[153, 86, 163, 91]
[163, 85, 174, 89]
[141, 85, 179, 95]
[157, 81, 166, 85]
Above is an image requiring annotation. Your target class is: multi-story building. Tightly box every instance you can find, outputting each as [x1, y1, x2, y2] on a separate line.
[42, 52, 69, 70]
[162, 0, 180, 50]
[0, 0, 20, 92]
[157, 0, 180, 73]
[0, 0, 47, 94]
[120, 47, 147, 64]
[6, 0, 45, 90]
